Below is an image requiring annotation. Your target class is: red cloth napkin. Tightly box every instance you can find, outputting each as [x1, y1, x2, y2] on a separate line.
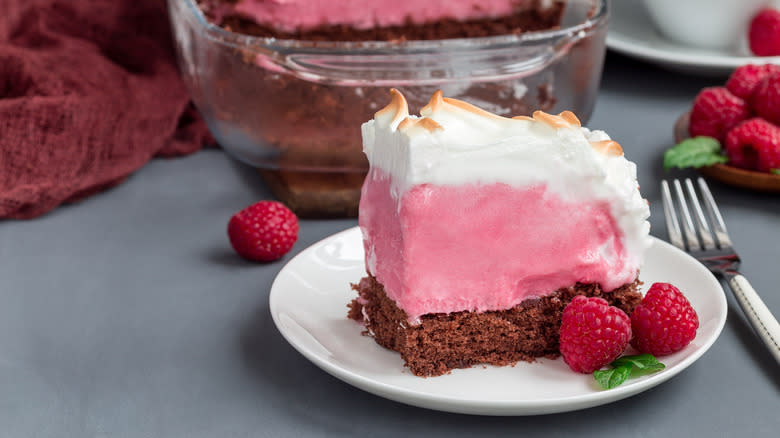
[0, 0, 213, 219]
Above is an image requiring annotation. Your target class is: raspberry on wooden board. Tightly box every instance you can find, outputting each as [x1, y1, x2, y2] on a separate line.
[751, 71, 780, 125]
[725, 118, 780, 172]
[725, 64, 780, 100]
[688, 87, 749, 142]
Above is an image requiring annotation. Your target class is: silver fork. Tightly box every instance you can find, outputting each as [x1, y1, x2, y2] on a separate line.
[662, 177, 780, 364]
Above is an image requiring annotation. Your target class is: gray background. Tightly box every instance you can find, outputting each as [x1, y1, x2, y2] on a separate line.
[1, 53, 779, 437]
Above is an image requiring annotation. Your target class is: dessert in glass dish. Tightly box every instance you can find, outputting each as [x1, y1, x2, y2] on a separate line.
[169, 0, 608, 183]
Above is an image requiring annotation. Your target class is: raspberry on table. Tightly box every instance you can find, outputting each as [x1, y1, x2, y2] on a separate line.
[631, 283, 699, 357]
[725, 64, 780, 100]
[227, 200, 299, 262]
[724, 118, 780, 172]
[689, 87, 749, 142]
[559, 296, 632, 374]
[751, 71, 780, 126]
[749, 8, 780, 56]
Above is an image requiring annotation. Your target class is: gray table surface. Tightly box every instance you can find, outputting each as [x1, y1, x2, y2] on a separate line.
[2, 53, 779, 437]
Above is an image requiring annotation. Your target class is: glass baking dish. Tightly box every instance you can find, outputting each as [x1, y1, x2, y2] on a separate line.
[168, 0, 608, 173]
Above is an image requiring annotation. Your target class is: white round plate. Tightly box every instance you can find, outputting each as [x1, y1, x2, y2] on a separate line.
[269, 227, 727, 415]
[607, 0, 780, 76]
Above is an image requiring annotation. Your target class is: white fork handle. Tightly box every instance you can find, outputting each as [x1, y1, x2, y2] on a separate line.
[729, 275, 780, 364]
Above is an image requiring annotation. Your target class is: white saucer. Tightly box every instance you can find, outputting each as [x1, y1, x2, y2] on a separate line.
[269, 227, 727, 415]
[607, 0, 780, 76]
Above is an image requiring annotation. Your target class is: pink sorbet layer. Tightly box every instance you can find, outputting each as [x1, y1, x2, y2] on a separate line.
[359, 169, 635, 323]
[220, 0, 533, 32]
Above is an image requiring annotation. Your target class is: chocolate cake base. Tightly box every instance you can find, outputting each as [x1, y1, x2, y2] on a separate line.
[348, 275, 642, 377]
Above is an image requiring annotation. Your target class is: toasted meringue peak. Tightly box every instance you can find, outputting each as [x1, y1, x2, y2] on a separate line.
[382, 90, 589, 134]
[398, 116, 444, 134]
[590, 140, 624, 156]
[558, 111, 581, 127]
[514, 111, 580, 129]
[421, 89, 446, 114]
[371, 91, 630, 160]
[421, 90, 507, 121]
[531, 110, 578, 129]
[375, 88, 409, 129]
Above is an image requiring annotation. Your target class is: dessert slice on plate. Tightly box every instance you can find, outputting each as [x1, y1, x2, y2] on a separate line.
[349, 90, 651, 376]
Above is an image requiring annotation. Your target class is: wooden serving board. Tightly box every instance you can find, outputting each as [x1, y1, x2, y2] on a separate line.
[260, 170, 365, 218]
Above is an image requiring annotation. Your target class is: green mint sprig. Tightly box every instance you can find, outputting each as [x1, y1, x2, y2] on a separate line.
[593, 364, 632, 390]
[663, 136, 728, 171]
[593, 354, 666, 390]
[772, 169, 780, 175]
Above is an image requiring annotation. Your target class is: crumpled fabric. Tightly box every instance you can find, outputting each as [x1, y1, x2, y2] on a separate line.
[0, 0, 213, 219]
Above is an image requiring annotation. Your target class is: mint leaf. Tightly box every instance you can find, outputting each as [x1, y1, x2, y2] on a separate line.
[594, 364, 632, 390]
[593, 354, 666, 390]
[664, 136, 728, 171]
[611, 353, 661, 370]
[629, 363, 666, 376]
[772, 169, 780, 175]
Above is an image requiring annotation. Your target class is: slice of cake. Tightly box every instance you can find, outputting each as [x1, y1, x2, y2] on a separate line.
[348, 89, 651, 377]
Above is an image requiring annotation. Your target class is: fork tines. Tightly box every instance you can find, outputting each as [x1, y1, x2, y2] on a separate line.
[661, 177, 733, 253]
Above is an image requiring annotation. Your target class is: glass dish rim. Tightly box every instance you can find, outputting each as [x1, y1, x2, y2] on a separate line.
[179, 0, 608, 52]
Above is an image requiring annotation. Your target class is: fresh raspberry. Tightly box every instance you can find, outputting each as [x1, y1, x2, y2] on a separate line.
[725, 64, 780, 100]
[749, 8, 780, 56]
[559, 296, 632, 374]
[689, 87, 749, 142]
[227, 200, 299, 262]
[751, 71, 780, 125]
[631, 283, 699, 356]
[724, 118, 780, 172]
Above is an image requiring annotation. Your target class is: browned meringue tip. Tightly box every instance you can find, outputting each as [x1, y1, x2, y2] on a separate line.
[590, 140, 624, 156]
[398, 116, 444, 133]
[530, 110, 579, 129]
[421, 90, 445, 114]
[376, 90, 605, 144]
[513, 111, 581, 129]
[558, 111, 581, 127]
[422, 90, 507, 121]
[375, 88, 409, 127]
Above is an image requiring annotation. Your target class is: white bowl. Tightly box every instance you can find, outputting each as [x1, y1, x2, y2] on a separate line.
[641, 0, 768, 50]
